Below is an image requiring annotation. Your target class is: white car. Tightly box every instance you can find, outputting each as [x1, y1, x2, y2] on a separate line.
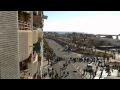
[94, 77, 99, 79]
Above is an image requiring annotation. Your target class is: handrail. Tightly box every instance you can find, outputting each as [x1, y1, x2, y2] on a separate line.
[18, 20, 30, 30]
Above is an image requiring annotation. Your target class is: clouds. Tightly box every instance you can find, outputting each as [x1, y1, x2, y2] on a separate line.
[43, 13, 120, 35]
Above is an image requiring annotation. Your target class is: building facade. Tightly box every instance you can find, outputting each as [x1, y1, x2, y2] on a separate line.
[0, 11, 47, 79]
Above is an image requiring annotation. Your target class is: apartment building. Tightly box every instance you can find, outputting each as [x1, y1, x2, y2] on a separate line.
[0, 11, 47, 79]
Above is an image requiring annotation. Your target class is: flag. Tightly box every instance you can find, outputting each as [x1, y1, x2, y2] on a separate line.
[33, 42, 40, 52]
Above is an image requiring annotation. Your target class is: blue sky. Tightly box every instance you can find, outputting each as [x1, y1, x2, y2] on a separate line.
[43, 11, 120, 35]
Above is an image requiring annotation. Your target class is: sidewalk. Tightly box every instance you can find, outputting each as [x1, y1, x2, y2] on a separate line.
[42, 60, 51, 79]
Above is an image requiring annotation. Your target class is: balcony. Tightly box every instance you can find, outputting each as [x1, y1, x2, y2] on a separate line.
[19, 20, 31, 30]
[19, 30, 33, 62]
[33, 15, 43, 28]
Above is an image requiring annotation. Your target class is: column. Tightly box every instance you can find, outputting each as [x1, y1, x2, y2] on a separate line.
[31, 11, 33, 30]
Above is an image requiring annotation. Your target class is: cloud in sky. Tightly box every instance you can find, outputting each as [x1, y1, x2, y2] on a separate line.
[43, 12, 120, 35]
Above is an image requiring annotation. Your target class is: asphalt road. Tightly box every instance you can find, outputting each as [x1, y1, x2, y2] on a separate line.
[46, 39, 114, 79]
[45, 38, 87, 79]
[46, 38, 83, 58]
[52, 60, 82, 79]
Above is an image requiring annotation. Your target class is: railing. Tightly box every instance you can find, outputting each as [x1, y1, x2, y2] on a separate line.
[18, 20, 31, 30]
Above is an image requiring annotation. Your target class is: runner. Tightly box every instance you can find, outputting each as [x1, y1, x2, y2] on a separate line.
[63, 71, 65, 76]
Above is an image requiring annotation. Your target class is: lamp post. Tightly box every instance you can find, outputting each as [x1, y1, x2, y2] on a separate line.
[60, 66, 61, 77]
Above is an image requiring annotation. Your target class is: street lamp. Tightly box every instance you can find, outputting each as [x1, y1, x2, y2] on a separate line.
[60, 66, 61, 77]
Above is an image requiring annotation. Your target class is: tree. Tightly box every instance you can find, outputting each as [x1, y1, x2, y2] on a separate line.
[43, 39, 55, 65]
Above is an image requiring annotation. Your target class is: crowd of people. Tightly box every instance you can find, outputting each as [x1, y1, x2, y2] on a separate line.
[43, 53, 120, 79]
[42, 67, 60, 79]
[43, 58, 71, 79]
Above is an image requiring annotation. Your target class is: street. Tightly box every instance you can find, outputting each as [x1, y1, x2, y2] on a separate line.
[45, 38, 118, 79]
[45, 38, 89, 79]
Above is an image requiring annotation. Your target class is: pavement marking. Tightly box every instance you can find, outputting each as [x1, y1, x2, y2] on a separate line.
[71, 63, 82, 76]
[76, 66, 79, 70]
[74, 65, 77, 67]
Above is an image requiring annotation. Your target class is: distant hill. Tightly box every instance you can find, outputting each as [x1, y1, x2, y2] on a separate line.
[58, 32, 66, 34]
[44, 31, 94, 35]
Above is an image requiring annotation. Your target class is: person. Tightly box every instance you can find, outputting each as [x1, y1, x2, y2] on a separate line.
[83, 69, 86, 75]
[63, 64, 65, 68]
[63, 71, 65, 76]
[48, 68, 50, 73]
[67, 71, 69, 75]
[49, 73, 51, 77]
[27, 73, 32, 79]
[42, 74, 44, 78]
[29, 73, 31, 76]
[119, 66, 120, 71]
[52, 68, 54, 71]
[118, 68, 120, 76]
[56, 73, 58, 77]
[43, 73, 46, 78]
[115, 64, 116, 69]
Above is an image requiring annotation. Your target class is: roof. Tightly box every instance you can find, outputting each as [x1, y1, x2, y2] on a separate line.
[104, 76, 120, 79]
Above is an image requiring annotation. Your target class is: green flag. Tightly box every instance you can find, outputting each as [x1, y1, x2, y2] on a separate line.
[33, 42, 40, 52]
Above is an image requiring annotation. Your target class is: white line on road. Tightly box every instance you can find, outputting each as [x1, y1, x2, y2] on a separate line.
[76, 66, 79, 70]
[72, 63, 82, 76]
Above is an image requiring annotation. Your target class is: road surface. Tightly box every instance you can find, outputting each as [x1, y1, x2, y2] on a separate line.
[45, 39, 88, 79]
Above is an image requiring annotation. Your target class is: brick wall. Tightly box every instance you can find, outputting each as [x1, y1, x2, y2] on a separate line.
[0, 11, 20, 79]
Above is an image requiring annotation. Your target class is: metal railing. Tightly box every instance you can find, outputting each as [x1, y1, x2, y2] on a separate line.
[18, 20, 31, 30]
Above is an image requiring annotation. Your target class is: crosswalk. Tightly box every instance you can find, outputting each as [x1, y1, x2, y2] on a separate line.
[72, 63, 92, 79]
[72, 63, 83, 75]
